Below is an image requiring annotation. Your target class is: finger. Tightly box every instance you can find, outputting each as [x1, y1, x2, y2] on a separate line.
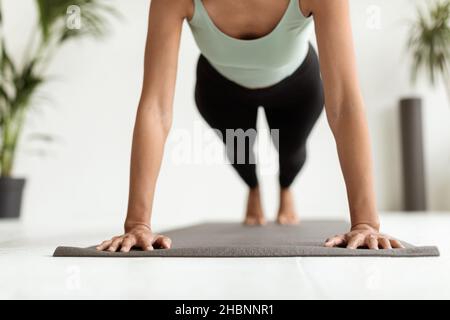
[379, 238, 392, 249]
[347, 234, 365, 249]
[153, 235, 172, 249]
[390, 239, 405, 249]
[143, 244, 154, 251]
[139, 237, 154, 251]
[325, 235, 345, 247]
[367, 236, 379, 250]
[108, 238, 123, 252]
[120, 237, 137, 253]
[96, 240, 112, 251]
[325, 235, 345, 248]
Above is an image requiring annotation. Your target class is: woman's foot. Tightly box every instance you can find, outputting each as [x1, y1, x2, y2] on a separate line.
[277, 188, 300, 225]
[244, 187, 266, 226]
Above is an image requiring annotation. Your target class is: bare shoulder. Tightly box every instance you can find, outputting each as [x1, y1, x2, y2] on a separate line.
[299, 0, 313, 17]
[150, 0, 194, 21]
[302, 0, 349, 16]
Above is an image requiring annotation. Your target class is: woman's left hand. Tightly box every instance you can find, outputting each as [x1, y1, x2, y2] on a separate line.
[325, 224, 405, 250]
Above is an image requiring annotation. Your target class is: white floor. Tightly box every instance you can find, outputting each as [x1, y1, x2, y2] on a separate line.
[0, 213, 449, 300]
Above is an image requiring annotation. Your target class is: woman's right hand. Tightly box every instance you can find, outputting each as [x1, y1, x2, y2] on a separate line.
[96, 224, 172, 253]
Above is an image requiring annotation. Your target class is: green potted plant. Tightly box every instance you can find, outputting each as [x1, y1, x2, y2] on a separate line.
[400, 0, 450, 212]
[408, 0, 450, 102]
[0, 0, 116, 218]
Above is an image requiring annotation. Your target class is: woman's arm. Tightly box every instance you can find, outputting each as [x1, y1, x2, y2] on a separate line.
[97, 0, 192, 253]
[303, 0, 404, 249]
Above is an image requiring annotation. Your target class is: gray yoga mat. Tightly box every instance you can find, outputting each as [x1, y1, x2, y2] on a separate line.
[53, 221, 439, 258]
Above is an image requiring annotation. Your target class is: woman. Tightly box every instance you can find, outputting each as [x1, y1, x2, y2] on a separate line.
[97, 0, 405, 253]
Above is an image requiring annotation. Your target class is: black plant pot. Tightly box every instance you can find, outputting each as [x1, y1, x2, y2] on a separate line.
[400, 97, 427, 211]
[0, 177, 26, 219]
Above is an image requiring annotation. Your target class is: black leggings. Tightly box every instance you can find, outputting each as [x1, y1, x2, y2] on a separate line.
[194, 44, 324, 188]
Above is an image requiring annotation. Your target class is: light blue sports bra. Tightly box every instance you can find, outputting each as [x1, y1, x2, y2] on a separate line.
[187, 0, 314, 89]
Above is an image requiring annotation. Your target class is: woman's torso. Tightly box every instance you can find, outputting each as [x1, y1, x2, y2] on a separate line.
[187, 0, 314, 89]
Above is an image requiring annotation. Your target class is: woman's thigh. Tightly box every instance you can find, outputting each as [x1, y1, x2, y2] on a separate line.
[194, 55, 259, 133]
[263, 47, 325, 152]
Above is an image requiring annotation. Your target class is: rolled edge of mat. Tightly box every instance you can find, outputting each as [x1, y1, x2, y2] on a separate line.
[53, 245, 440, 258]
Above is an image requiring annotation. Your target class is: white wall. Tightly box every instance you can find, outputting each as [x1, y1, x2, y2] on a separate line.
[3, 0, 449, 227]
